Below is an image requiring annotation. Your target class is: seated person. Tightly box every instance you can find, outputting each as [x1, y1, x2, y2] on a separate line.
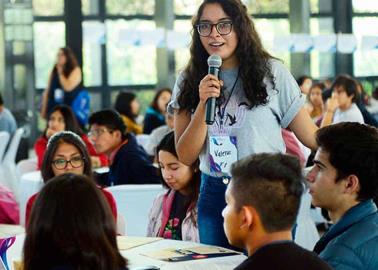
[307, 122, 378, 270]
[88, 110, 160, 186]
[147, 132, 200, 242]
[224, 153, 332, 270]
[23, 173, 128, 270]
[145, 111, 174, 158]
[26, 131, 117, 225]
[114, 91, 143, 135]
[321, 75, 364, 127]
[35, 104, 107, 169]
[0, 92, 17, 135]
[143, 88, 172, 134]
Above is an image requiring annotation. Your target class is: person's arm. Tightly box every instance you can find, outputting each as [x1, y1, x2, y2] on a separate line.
[321, 95, 339, 128]
[289, 107, 319, 151]
[58, 66, 82, 91]
[175, 74, 222, 166]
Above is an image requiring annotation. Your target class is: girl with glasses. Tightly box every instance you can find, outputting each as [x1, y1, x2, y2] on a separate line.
[23, 174, 128, 270]
[26, 131, 117, 226]
[169, 0, 318, 248]
[34, 104, 108, 169]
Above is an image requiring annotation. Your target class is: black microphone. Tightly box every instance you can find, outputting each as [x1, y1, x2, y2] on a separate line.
[206, 54, 222, 125]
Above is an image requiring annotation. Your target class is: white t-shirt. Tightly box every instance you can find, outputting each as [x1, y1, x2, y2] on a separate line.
[333, 103, 364, 124]
[169, 59, 305, 176]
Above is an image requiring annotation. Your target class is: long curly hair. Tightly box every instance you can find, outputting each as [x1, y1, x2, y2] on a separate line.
[178, 0, 275, 112]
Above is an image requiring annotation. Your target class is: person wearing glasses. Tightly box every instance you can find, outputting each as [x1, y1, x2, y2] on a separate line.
[88, 110, 160, 186]
[26, 131, 117, 226]
[34, 104, 108, 169]
[168, 0, 318, 248]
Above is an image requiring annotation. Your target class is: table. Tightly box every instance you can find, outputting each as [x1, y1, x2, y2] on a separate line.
[5, 234, 246, 270]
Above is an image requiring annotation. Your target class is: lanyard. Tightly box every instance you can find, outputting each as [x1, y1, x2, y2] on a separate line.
[217, 70, 240, 126]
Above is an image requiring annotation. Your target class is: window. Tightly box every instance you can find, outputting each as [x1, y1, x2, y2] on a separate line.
[32, 0, 64, 16]
[106, 19, 157, 85]
[353, 0, 378, 13]
[83, 21, 103, 86]
[242, 0, 289, 13]
[82, 0, 99, 16]
[33, 22, 65, 89]
[353, 17, 378, 77]
[106, 0, 154, 16]
[174, 0, 202, 15]
[310, 18, 334, 78]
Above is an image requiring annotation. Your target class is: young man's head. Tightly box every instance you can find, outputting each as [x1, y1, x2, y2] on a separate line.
[88, 110, 127, 155]
[331, 75, 358, 110]
[223, 153, 303, 252]
[307, 122, 378, 221]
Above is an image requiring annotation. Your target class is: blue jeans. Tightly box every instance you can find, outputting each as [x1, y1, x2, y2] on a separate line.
[198, 173, 233, 249]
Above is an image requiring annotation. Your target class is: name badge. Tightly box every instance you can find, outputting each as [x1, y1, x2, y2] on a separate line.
[209, 136, 237, 174]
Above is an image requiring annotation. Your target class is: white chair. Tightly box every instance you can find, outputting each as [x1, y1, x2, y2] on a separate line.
[135, 134, 150, 152]
[16, 158, 38, 180]
[0, 131, 10, 187]
[2, 128, 24, 200]
[105, 184, 164, 236]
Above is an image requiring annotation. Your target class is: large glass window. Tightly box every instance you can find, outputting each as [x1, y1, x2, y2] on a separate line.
[83, 21, 103, 87]
[353, 17, 378, 77]
[32, 0, 64, 16]
[106, 0, 154, 16]
[106, 19, 157, 85]
[174, 20, 192, 74]
[82, 0, 99, 16]
[353, 0, 378, 12]
[243, 0, 289, 13]
[310, 17, 334, 78]
[33, 22, 65, 89]
[255, 19, 291, 68]
[174, 0, 202, 15]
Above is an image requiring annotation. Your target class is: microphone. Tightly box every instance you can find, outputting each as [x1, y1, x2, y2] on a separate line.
[206, 54, 222, 125]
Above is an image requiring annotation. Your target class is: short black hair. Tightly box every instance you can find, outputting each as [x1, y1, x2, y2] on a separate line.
[89, 109, 127, 140]
[316, 122, 378, 201]
[230, 153, 304, 233]
[297, 75, 312, 87]
[331, 74, 358, 102]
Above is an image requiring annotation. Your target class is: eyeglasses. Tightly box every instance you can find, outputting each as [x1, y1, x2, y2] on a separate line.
[52, 156, 84, 170]
[196, 21, 233, 37]
[88, 128, 112, 138]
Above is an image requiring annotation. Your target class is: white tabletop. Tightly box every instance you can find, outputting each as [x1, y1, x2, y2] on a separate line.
[5, 235, 246, 270]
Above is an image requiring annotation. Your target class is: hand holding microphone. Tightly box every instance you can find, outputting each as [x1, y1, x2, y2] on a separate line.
[198, 54, 223, 125]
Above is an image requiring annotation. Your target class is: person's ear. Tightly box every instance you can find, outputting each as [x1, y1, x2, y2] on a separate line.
[344, 174, 360, 195]
[240, 206, 254, 230]
[113, 130, 122, 140]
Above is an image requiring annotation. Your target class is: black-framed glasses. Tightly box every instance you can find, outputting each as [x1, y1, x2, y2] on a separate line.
[196, 21, 233, 37]
[52, 156, 85, 170]
[88, 128, 112, 138]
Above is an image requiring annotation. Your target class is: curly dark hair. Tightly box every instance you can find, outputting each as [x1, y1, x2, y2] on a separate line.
[178, 0, 275, 112]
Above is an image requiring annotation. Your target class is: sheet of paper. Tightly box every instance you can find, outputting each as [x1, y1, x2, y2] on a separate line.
[116, 236, 162, 250]
[0, 224, 25, 238]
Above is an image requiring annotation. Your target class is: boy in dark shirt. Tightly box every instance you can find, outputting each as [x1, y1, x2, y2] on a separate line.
[223, 153, 332, 270]
[88, 109, 159, 186]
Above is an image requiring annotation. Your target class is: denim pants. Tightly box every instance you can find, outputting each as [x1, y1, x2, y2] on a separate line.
[198, 173, 233, 249]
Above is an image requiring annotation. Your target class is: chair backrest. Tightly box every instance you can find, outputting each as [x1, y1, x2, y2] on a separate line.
[3, 128, 24, 165]
[105, 184, 164, 236]
[16, 158, 38, 180]
[0, 132, 10, 162]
